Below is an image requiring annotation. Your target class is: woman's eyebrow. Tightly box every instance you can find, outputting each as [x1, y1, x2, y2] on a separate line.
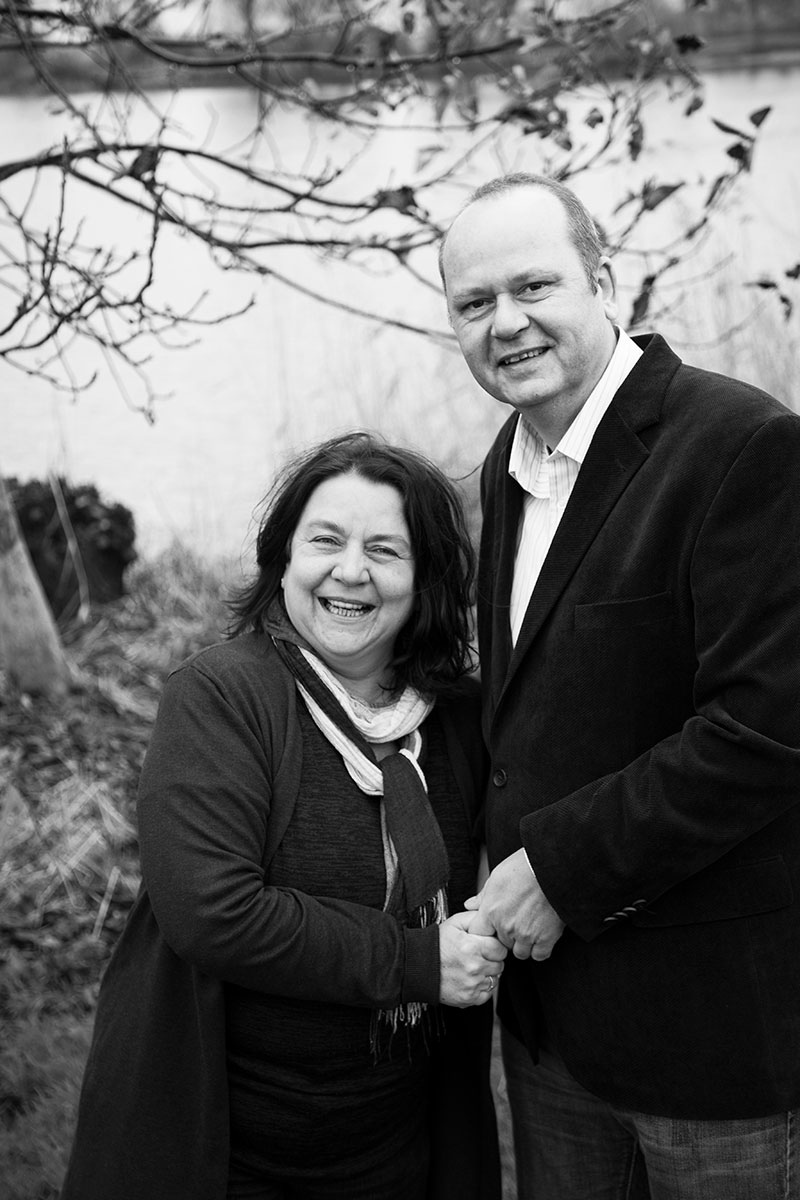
[303, 519, 343, 533]
[303, 519, 410, 547]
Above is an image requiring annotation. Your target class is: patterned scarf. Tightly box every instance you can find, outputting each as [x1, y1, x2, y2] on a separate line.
[269, 627, 450, 1038]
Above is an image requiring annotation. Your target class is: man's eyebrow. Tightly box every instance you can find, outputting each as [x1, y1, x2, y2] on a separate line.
[449, 283, 489, 304]
[451, 268, 554, 304]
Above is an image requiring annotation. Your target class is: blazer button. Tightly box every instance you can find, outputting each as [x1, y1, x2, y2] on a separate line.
[492, 768, 508, 788]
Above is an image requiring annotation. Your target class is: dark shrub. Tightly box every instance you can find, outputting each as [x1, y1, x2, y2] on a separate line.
[6, 478, 136, 624]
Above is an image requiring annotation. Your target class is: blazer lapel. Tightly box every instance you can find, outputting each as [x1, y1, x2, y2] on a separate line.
[496, 342, 676, 709]
[510, 405, 648, 666]
[483, 429, 523, 706]
[484, 333, 680, 717]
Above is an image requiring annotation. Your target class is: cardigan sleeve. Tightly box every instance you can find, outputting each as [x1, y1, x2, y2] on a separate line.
[522, 412, 800, 940]
[137, 655, 440, 1008]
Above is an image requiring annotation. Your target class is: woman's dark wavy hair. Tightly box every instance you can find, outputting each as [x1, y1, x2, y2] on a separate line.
[227, 432, 476, 695]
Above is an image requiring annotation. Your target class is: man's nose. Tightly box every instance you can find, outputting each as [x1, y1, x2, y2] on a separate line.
[492, 293, 529, 340]
[331, 544, 369, 583]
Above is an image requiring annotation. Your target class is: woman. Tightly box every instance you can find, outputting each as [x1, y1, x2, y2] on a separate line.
[61, 432, 505, 1200]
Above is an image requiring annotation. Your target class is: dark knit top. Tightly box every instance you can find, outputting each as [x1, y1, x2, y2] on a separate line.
[226, 702, 478, 1183]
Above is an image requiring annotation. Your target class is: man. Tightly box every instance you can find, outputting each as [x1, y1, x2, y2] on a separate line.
[440, 173, 800, 1198]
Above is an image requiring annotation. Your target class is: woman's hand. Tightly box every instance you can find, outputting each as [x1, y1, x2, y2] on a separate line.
[438, 911, 508, 1008]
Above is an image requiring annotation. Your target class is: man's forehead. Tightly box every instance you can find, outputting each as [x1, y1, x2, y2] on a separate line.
[454, 184, 565, 229]
[443, 190, 570, 281]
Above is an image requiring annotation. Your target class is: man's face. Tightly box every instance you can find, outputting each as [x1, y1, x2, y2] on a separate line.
[442, 188, 618, 438]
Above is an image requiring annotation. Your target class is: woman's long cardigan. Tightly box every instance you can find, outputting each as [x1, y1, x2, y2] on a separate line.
[60, 632, 500, 1200]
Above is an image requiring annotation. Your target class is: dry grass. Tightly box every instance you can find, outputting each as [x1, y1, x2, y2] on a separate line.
[0, 1017, 93, 1200]
[0, 543, 232, 1199]
[654, 248, 800, 414]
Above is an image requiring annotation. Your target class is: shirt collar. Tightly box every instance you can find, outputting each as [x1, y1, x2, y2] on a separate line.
[509, 327, 642, 493]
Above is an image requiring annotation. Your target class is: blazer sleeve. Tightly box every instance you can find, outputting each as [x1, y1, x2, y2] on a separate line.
[522, 412, 800, 939]
[137, 659, 439, 1006]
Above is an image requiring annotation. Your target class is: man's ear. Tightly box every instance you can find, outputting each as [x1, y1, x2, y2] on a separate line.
[597, 256, 618, 322]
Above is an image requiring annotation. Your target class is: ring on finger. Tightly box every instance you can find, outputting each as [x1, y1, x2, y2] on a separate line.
[485, 975, 495, 992]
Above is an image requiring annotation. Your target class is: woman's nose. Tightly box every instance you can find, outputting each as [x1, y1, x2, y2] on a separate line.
[331, 545, 369, 584]
[492, 293, 529, 339]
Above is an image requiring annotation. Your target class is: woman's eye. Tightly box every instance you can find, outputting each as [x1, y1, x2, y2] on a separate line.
[370, 545, 398, 558]
[312, 536, 339, 547]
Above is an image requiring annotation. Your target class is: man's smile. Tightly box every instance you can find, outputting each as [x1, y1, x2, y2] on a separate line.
[498, 346, 550, 367]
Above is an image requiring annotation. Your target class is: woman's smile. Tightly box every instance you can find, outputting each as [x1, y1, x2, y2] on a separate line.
[318, 597, 375, 618]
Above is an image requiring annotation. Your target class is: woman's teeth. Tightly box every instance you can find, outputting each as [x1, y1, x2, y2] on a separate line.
[321, 599, 371, 617]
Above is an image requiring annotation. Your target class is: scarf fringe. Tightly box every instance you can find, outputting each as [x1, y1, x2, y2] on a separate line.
[370, 995, 445, 1060]
[370, 885, 448, 1057]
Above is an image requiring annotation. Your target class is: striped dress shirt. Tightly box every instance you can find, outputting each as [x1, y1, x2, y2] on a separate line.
[508, 328, 643, 644]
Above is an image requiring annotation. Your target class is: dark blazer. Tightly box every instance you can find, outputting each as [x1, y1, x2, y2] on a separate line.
[479, 333, 800, 1120]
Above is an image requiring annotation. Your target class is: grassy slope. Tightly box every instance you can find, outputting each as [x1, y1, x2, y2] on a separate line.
[0, 548, 231, 1200]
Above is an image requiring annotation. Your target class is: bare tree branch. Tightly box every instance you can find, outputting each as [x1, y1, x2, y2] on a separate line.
[0, 0, 778, 407]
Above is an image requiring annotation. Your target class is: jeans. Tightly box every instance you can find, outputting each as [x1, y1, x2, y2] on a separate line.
[501, 1025, 799, 1200]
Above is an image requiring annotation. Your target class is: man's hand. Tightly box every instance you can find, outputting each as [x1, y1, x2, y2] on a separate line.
[464, 848, 566, 961]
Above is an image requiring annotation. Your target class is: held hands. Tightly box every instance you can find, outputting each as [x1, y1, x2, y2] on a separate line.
[464, 848, 566, 961]
[438, 911, 508, 1008]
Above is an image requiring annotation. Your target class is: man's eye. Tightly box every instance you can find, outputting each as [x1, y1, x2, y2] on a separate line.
[520, 281, 545, 295]
[464, 297, 490, 312]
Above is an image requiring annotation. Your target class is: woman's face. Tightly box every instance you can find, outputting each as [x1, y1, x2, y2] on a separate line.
[282, 472, 416, 696]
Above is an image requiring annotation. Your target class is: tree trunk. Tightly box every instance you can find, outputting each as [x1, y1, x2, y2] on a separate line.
[0, 473, 70, 696]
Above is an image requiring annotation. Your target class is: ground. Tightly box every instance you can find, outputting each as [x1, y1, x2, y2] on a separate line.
[0, 549, 230, 1198]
